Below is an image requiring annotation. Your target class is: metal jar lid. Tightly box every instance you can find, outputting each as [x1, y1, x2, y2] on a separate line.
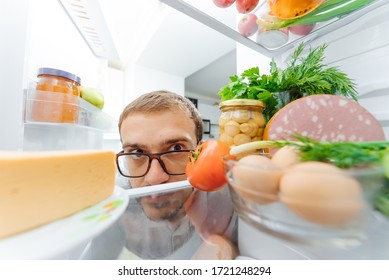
[219, 99, 265, 109]
[37, 67, 81, 84]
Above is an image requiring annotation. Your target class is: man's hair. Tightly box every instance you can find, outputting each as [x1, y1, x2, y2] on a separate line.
[119, 90, 203, 143]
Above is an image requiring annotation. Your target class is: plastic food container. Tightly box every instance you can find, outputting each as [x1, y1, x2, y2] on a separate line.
[256, 27, 289, 48]
[219, 99, 266, 148]
[223, 156, 386, 241]
[32, 68, 81, 123]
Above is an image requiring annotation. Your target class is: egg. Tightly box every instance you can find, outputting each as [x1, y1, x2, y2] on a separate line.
[279, 162, 363, 226]
[271, 146, 300, 169]
[231, 155, 282, 204]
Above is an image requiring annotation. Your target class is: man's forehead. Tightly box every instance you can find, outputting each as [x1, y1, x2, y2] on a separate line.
[122, 135, 193, 150]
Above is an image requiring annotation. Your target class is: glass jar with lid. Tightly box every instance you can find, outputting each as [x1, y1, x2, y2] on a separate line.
[32, 68, 81, 123]
[219, 99, 266, 148]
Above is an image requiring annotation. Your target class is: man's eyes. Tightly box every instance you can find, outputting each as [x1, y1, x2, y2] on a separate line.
[169, 144, 186, 151]
[124, 144, 187, 154]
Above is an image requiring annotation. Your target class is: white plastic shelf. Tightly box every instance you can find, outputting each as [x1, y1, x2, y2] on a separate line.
[160, 0, 388, 58]
[23, 89, 118, 151]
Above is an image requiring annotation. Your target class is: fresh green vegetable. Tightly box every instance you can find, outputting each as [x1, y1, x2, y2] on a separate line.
[374, 181, 389, 218]
[80, 87, 105, 109]
[230, 135, 389, 169]
[218, 43, 358, 122]
[258, 0, 375, 30]
[383, 151, 389, 178]
[231, 134, 389, 218]
[274, 44, 358, 101]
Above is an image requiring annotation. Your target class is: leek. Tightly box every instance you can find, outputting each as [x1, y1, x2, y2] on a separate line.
[258, 0, 375, 30]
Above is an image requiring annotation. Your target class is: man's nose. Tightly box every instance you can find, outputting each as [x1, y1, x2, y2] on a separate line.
[144, 158, 169, 185]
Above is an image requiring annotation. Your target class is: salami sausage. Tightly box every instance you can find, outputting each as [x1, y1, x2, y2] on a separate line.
[264, 94, 386, 142]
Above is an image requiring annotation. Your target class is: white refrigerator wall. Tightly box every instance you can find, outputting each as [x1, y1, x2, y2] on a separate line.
[26, 0, 123, 120]
[0, 0, 29, 150]
[1, 0, 187, 151]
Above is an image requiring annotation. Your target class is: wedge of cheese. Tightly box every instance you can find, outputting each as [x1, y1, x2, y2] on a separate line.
[0, 150, 116, 239]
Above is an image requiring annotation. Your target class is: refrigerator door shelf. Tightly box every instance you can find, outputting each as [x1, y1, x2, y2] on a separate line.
[23, 89, 118, 151]
[160, 0, 388, 58]
[24, 89, 117, 132]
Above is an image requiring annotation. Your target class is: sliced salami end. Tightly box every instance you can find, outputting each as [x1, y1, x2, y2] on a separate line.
[263, 95, 386, 142]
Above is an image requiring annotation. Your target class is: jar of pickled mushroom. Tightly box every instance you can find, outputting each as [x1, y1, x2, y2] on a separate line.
[32, 67, 81, 123]
[219, 99, 266, 148]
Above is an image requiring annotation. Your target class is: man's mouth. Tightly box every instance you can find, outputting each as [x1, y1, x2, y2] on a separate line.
[140, 193, 173, 207]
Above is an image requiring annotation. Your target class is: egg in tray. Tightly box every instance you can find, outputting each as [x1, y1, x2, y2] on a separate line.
[223, 137, 388, 240]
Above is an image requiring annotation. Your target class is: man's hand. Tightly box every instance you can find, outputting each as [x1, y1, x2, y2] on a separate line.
[184, 187, 235, 240]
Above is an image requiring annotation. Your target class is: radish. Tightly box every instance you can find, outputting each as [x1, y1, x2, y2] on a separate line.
[213, 0, 236, 8]
[236, 0, 259, 14]
[289, 24, 316, 36]
[238, 14, 258, 37]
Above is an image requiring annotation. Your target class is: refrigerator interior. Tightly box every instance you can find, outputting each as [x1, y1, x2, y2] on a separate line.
[162, 0, 389, 260]
[1, 0, 389, 259]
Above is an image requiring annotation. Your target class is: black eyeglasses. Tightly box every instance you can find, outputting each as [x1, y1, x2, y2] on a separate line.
[116, 150, 192, 178]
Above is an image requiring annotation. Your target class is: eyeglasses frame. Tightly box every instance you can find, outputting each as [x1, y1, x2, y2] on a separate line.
[116, 149, 193, 178]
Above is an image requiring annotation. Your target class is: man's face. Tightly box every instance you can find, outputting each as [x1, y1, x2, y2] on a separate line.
[120, 109, 197, 221]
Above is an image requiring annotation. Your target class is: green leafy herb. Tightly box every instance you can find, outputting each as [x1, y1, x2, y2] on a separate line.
[374, 182, 389, 218]
[271, 44, 358, 100]
[258, 0, 375, 30]
[231, 135, 389, 169]
[218, 43, 358, 122]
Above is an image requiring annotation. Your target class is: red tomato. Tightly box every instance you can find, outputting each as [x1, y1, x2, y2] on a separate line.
[186, 140, 234, 192]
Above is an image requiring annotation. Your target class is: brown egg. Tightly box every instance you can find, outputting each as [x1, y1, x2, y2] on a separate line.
[280, 162, 363, 226]
[271, 146, 300, 169]
[231, 155, 282, 204]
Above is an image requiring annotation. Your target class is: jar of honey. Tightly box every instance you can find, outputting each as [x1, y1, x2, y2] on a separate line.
[32, 68, 81, 123]
[219, 99, 266, 148]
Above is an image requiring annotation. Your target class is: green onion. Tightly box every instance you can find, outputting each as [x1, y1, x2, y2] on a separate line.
[258, 0, 375, 30]
[230, 135, 389, 170]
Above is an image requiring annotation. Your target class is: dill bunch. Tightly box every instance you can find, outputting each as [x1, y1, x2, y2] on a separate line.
[280, 135, 387, 169]
[274, 44, 358, 100]
[218, 43, 358, 122]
